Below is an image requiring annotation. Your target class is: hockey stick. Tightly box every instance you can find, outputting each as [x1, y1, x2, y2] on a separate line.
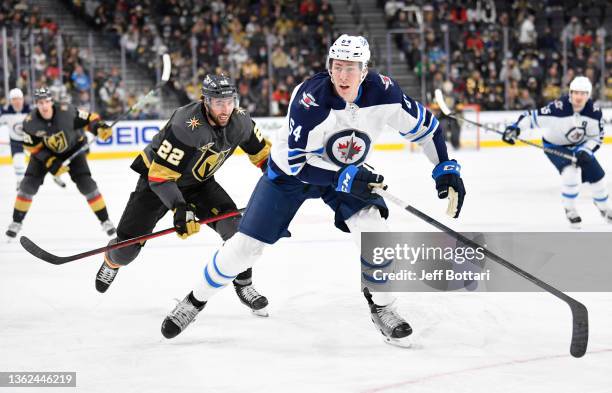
[434, 89, 577, 163]
[19, 208, 243, 265]
[373, 187, 588, 358]
[53, 53, 172, 188]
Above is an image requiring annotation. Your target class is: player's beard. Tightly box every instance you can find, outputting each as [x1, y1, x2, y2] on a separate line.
[206, 107, 232, 127]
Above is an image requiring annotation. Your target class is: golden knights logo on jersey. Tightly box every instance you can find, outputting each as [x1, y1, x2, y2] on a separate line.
[192, 143, 232, 181]
[44, 131, 68, 153]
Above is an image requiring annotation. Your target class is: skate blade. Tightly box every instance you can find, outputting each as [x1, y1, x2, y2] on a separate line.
[569, 222, 581, 230]
[383, 335, 412, 348]
[252, 307, 269, 318]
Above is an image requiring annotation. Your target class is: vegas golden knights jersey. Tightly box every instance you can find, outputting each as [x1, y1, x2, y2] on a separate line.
[130, 101, 270, 209]
[22, 103, 100, 163]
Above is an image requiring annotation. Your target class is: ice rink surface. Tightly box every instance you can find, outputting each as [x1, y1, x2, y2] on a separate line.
[1, 145, 611, 393]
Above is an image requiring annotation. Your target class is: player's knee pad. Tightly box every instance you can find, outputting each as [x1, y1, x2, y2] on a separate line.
[214, 215, 240, 241]
[74, 176, 98, 195]
[346, 206, 390, 248]
[561, 165, 580, 198]
[19, 176, 42, 196]
[561, 165, 580, 183]
[215, 232, 265, 276]
[105, 238, 142, 266]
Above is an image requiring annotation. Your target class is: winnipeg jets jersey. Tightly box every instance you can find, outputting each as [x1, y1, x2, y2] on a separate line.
[515, 95, 603, 150]
[0, 104, 31, 142]
[269, 71, 448, 184]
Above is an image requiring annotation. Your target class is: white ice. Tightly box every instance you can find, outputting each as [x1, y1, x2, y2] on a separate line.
[1, 146, 611, 393]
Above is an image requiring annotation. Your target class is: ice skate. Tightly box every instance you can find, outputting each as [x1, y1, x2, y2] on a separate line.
[594, 203, 612, 224]
[565, 208, 582, 229]
[5, 221, 22, 241]
[95, 260, 119, 293]
[369, 301, 413, 347]
[161, 292, 206, 339]
[364, 289, 412, 347]
[101, 219, 117, 236]
[234, 282, 269, 317]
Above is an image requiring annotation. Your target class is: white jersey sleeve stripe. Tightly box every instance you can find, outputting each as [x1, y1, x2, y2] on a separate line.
[413, 116, 439, 143]
[400, 102, 424, 136]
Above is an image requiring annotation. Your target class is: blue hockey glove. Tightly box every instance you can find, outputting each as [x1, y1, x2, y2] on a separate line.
[432, 160, 465, 218]
[574, 146, 594, 167]
[334, 165, 384, 201]
[502, 124, 521, 145]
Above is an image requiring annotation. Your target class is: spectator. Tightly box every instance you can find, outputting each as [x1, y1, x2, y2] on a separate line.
[32, 45, 47, 76]
[517, 88, 536, 109]
[500, 58, 522, 82]
[518, 13, 537, 48]
[71, 64, 91, 93]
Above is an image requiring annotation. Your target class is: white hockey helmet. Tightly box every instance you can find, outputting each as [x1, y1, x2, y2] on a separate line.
[569, 76, 592, 97]
[326, 34, 371, 71]
[9, 88, 24, 100]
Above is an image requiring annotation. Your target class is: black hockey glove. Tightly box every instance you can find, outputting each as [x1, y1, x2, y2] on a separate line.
[173, 203, 200, 239]
[502, 124, 521, 145]
[333, 165, 384, 201]
[575, 146, 594, 167]
[45, 156, 69, 176]
[432, 160, 465, 218]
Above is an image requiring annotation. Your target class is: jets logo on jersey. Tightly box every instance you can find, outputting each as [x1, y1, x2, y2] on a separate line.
[325, 129, 371, 166]
[565, 123, 587, 144]
[299, 92, 319, 109]
[379, 74, 393, 90]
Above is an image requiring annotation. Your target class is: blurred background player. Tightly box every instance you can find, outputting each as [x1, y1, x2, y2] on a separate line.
[160, 35, 466, 345]
[4, 87, 116, 239]
[95, 74, 271, 316]
[503, 76, 606, 228]
[0, 88, 30, 190]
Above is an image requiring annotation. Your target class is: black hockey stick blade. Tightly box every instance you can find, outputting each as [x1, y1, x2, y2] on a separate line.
[374, 188, 589, 357]
[20, 236, 76, 264]
[569, 300, 589, 358]
[19, 209, 244, 265]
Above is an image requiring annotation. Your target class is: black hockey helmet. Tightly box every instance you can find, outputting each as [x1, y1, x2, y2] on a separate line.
[33, 86, 53, 101]
[201, 74, 237, 101]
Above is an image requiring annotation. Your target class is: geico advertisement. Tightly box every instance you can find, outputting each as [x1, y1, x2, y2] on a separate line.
[89, 117, 288, 151]
[0, 117, 283, 158]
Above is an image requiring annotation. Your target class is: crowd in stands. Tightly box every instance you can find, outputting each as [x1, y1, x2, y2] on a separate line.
[0, 0, 156, 118]
[383, 0, 611, 110]
[3, 0, 610, 117]
[64, 0, 336, 117]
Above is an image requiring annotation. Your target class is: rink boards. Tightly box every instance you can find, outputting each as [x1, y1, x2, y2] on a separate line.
[1, 109, 611, 164]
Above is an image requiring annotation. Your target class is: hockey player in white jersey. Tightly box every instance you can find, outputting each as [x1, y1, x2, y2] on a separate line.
[0, 88, 30, 190]
[502, 76, 607, 228]
[160, 35, 466, 346]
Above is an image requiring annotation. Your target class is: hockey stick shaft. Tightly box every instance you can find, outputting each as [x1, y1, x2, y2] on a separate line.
[20, 208, 244, 265]
[433, 89, 577, 163]
[374, 187, 588, 358]
[53, 54, 172, 187]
